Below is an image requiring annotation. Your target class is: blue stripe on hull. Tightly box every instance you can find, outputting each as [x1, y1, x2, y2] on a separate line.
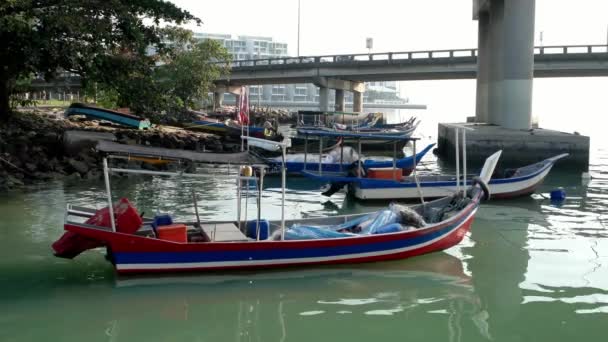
[113, 213, 469, 265]
[356, 162, 551, 189]
[269, 143, 434, 174]
[66, 108, 148, 129]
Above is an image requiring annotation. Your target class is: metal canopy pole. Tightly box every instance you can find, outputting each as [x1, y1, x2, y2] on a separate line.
[244, 176, 249, 226]
[304, 134, 308, 171]
[318, 136, 323, 175]
[236, 173, 242, 231]
[281, 145, 287, 240]
[393, 141, 397, 180]
[257, 167, 264, 241]
[102, 158, 116, 232]
[455, 128, 460, 194]
[340, 139, 344, 172]
[463, 129, 467, 190]
[412, 140, 425, 205]
[357, 138, 362, 178]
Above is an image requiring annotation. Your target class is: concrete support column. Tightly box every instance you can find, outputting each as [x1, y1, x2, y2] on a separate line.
[475, 11, 490, 123]
[352, 92, 363, 113]
[501, 0, 535, 129]
[213, 91, 224, 110]
[487, 0, 504, 126]
[319, 87, 329, 111]
[335, 89, 345, 111]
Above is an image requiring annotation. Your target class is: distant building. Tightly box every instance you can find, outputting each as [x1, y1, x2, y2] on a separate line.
[195, 33, 407, 107]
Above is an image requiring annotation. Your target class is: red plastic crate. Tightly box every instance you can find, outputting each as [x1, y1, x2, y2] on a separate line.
[157, 224, 187, 243]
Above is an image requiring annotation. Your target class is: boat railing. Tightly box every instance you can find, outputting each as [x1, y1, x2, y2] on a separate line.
[99, 155, 268, 239]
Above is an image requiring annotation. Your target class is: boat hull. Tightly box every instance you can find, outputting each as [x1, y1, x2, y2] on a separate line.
[353, 161, 554, 200]
[266, 143, 435, 175]
[186, 120, 266, 139]
[65, 104, 151, 129]
[63, 196, 479, 274]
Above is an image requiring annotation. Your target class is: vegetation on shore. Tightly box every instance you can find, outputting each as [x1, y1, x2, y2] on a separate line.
[0, 111, 225, 191]
[0, 1, 230, 121]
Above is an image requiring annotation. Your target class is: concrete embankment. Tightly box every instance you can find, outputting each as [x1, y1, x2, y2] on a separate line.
[437, 123, 590, 171]
[0, 111, 224, 191]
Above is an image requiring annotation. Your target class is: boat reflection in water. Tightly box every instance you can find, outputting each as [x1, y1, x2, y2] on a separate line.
[110, 252, 491, 341]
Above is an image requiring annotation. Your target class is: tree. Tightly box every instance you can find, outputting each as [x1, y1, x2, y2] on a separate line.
[0, 0, 201, 120]
[85, 27, 231, 118]
[156, 38, 231, 113]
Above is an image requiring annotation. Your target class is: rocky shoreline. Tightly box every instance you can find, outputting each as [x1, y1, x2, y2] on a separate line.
[0, 110, 225, 191]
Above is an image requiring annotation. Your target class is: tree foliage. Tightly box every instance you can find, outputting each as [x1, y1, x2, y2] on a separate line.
[86, 27, 231, 119]
[0, 0, 203, 119]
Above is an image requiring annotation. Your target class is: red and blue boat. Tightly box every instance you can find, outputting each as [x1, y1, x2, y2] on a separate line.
[52, 137, 501, 275]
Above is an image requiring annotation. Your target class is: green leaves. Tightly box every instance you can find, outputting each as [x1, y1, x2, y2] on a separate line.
[0, 0, 202, 117]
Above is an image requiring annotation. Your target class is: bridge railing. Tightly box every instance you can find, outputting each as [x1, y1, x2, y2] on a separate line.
[227, 44, 608, 69]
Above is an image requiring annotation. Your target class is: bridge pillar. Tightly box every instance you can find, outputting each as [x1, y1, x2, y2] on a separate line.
[213, 91, 224, 110]
[501, 0, 535, 129]
[475, 11, 490, 123]
[352, 92, 363, 113]
[476, 0, 534, 129]
[335, 89, 345, 111]
[319, 87, 330, 111]
[487, 0, 504, 126]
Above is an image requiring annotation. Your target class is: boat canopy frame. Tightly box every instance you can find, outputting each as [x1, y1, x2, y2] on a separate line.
[96, 137, 293, 240]
[298, 129, 425, 202]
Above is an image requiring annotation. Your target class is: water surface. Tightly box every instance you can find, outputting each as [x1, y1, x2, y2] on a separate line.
[1, 78, 608, 341]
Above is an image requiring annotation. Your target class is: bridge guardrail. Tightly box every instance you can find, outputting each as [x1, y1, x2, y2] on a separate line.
[225, 44, 608, 69]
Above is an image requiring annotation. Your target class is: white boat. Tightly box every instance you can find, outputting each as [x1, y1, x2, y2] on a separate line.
[304, 154, 568, 200]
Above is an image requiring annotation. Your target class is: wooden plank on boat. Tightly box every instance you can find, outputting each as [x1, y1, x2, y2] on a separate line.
[200, 223, 249, 242]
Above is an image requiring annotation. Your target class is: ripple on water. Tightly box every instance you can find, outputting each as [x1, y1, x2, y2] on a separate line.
[299, 310, 325, 316]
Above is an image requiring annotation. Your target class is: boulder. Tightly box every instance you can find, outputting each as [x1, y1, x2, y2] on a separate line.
[6, 175, 24, 187]
[67, 158, 89, 174]
[24, 163, 38, 173]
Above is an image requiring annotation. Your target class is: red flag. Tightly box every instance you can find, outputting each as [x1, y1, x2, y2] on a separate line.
[238, 87, 249, 125]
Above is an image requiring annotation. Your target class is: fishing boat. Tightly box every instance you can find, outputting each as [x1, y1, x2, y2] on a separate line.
[333, 114, 420, 136]
[184, 118, 278, 140]
[263, 142, 435, 175]
[65, 103, 151, 130]
[304, 126, 568, 200]
[52, 136, 501, 274]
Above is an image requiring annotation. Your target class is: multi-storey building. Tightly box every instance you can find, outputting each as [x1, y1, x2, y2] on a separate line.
[196, 33, 407, 107]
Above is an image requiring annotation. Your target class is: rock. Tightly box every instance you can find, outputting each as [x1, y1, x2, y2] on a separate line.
[6, 175, 24, 187]
[67, 158, 89, 174]
[78, 151, 97, 165]
[84, 169, 100, 180]
[49, 172, 65, 180]
[24, 163, 38, 173]
[33, 172, 54, 180]
[65, 172, 82, 181]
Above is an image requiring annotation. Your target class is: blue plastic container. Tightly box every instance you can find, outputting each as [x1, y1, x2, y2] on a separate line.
[550, 188, 566, 202]
[151, 214, 173, 229]
[246, 220, 270, 240]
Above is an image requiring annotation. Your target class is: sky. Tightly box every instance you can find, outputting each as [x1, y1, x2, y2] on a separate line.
[169, 0, 608, 56]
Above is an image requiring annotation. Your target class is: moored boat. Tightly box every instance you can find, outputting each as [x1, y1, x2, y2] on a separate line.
[264, 143, 435, 175]
[65, 103, 151, 130]
[303, 127, 568, 200]
[52, 137, 501, 275]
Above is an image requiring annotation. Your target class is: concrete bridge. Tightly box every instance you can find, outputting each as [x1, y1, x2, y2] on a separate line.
[214, 44, 608, 113]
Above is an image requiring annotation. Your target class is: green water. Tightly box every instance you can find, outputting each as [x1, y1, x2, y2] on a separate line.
[2, 79, 608, 341]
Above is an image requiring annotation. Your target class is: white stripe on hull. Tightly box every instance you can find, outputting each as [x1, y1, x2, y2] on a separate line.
[116, 209, 477, 271]
[354, 166, 552, 200]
